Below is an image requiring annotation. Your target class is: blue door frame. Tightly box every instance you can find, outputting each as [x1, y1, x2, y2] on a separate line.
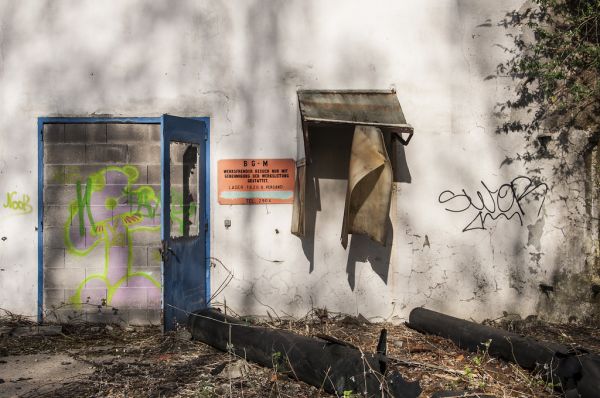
[37, 116, 211, 323]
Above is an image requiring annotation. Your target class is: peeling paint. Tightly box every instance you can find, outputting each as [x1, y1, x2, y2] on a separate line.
[527, 216, 545, 251]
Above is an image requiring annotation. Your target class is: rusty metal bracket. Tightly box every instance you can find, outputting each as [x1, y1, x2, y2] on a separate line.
[393, 129, 414, 146]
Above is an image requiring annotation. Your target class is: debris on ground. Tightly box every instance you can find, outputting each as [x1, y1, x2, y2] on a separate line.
[1, 325, 63, 338]
[408, 307, 600, 398]
[189, 308, 421, 397]
[0, 306, 592, 397]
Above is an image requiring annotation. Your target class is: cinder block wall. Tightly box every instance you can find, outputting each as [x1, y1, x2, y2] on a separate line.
[43, 123, 163, 325]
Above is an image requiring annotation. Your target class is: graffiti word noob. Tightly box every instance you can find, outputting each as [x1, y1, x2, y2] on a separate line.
[2, 191, 33, 214]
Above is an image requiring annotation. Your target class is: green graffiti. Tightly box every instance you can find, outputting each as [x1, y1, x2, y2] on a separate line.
[65, 165, 161, 308]
[131, 185, 159, 219]
[64, 164, 199, 308]
[2, 191, 33, 214]
[105, 197, 118, 210]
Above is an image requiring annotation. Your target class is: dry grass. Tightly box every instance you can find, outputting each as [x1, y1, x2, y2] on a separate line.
[1, 308, 587, 397]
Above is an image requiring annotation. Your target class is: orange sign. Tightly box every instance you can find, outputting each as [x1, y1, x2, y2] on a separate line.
[218, 159, 295, 205]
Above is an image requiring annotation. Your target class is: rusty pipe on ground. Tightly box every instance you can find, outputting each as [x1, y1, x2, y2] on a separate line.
[188, 308, 421, 398]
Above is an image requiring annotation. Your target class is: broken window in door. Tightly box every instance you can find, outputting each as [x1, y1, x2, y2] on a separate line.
[170, 141, 200, 238]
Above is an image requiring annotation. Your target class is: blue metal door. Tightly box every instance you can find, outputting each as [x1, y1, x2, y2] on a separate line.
[161, 115, 209, 331]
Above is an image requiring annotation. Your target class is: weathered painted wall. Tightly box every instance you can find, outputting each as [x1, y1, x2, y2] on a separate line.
[0, 0, 596, 324]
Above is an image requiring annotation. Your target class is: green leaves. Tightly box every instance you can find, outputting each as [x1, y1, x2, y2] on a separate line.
[498, 0, 600, 138]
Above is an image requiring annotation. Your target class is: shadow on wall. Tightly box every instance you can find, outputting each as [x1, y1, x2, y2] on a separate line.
[236, 0, 290, 315]
[300, 125, 411, 290]
[0, 1, 233, 120]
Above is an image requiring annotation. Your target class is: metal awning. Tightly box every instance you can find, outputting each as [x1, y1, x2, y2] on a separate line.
[293, 89, 414, 238]
[298, 90, 413, 160]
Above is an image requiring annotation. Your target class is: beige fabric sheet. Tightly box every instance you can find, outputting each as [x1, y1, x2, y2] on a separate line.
[341, 125, 392, 248]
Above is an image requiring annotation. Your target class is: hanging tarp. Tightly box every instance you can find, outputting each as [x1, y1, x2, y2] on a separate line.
[341, 125, 393, 248]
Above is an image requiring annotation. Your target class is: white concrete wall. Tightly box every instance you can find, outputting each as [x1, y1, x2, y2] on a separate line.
[0, 0, 593, 323]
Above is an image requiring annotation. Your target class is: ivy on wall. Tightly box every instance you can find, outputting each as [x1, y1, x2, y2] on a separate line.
[497, 0, 599, 147]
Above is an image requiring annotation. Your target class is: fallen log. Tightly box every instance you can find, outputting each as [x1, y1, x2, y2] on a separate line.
[407, 307, 600, 398]
[188, 308, 421, 398]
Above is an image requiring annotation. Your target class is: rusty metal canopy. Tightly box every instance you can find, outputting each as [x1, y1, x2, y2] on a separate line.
[292, 90, 414, 238]
[298, 89, 413, 134]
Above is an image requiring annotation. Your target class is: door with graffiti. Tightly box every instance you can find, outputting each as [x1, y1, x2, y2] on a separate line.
[161, 115, 209, 331]
[41, 118, 208, 329]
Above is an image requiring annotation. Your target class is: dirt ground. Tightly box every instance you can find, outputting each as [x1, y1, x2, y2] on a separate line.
[1, 309, 598, 398]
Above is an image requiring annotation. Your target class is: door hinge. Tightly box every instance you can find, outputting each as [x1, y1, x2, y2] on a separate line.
[204, 222, 208, 232]
[204, 134, 208, 141]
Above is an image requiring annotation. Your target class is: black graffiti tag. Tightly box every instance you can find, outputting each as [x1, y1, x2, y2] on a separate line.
[438, 176, 548, 232]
